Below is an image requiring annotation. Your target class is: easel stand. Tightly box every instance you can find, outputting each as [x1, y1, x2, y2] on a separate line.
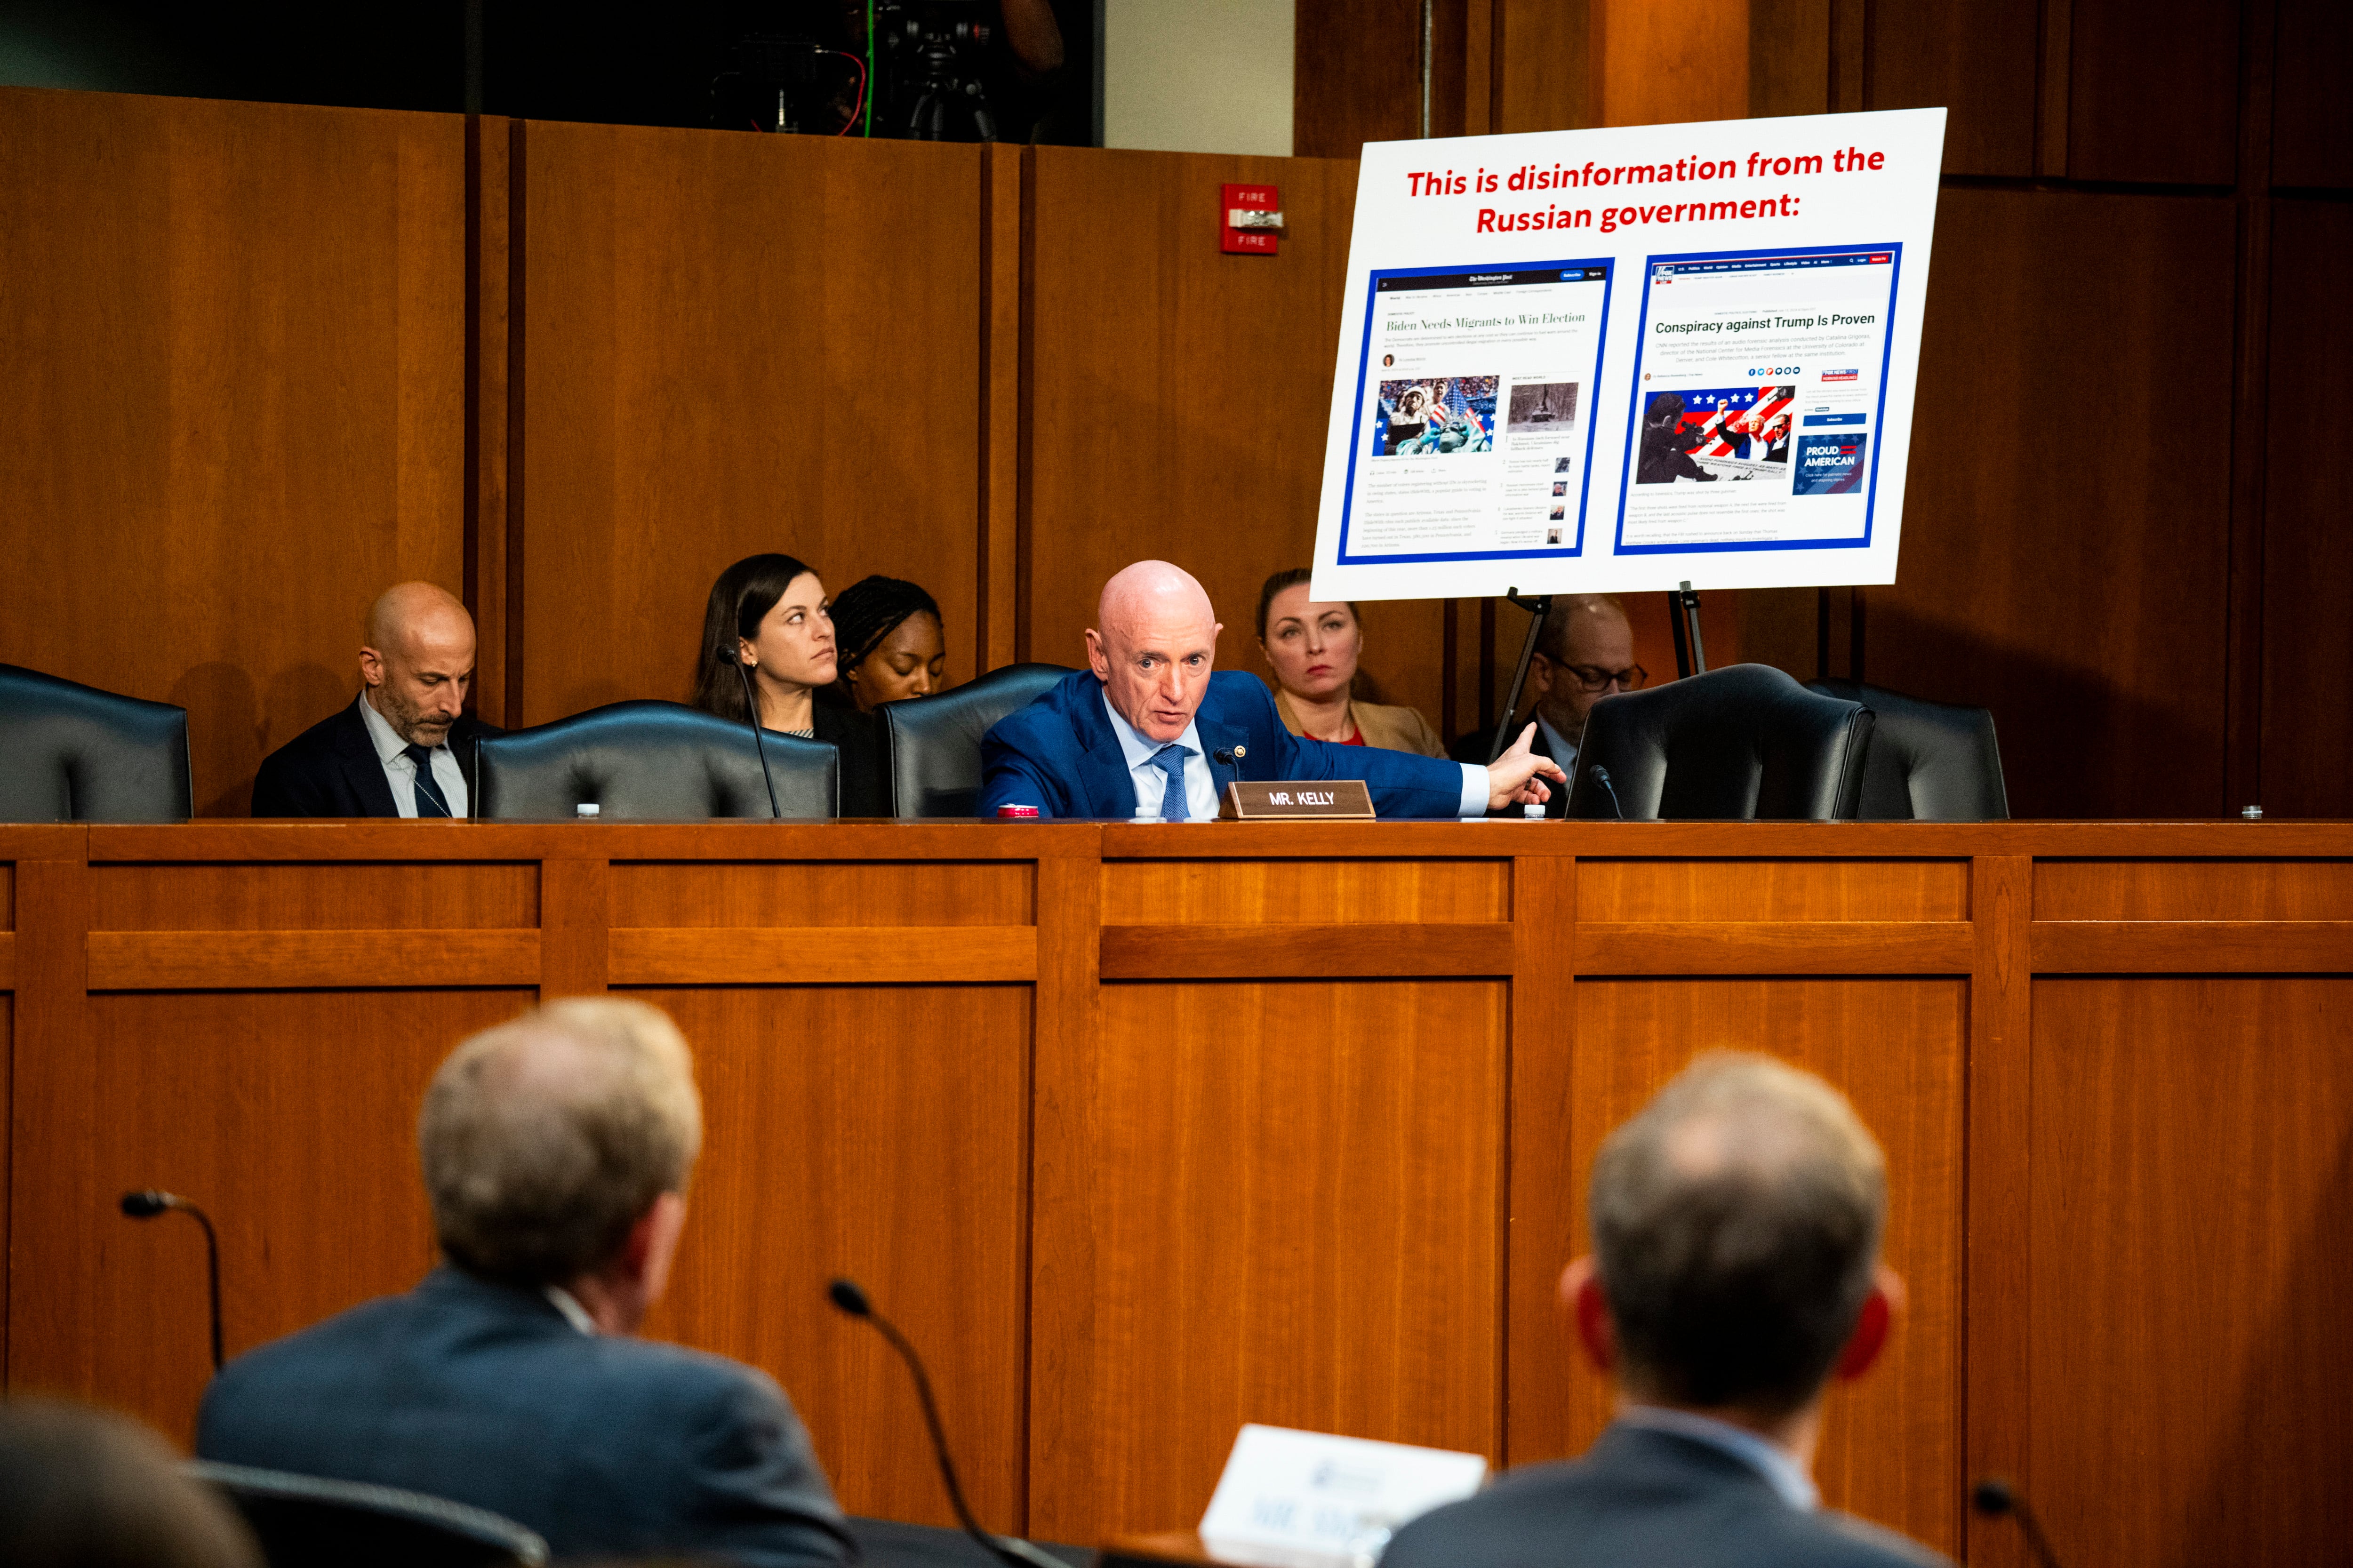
[1666, 580, 1707, 679]
[1486, 589, 1553, 764]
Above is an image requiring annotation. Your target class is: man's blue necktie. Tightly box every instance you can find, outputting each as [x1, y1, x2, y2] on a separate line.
[1149, 743, 1192, 822]
[403, 744, 453, 818]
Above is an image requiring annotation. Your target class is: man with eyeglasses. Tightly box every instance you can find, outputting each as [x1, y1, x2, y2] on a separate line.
[1452, 594, 1646, 817]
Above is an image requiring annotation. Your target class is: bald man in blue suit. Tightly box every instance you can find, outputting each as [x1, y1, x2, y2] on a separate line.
[980, 561, 1562, 820]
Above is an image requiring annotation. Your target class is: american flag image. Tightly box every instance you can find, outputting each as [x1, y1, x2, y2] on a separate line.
[1679, 385, 1795, 456]
[1444, 379, 1488, 439]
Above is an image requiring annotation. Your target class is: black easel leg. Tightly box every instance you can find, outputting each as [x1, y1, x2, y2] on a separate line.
[1667, 590, 1692, 679]
[1488, 591, 1553, 764]
[1680, 581, 1707, 674]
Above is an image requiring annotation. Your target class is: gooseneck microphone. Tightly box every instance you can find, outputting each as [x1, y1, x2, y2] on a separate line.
[731, 656, 783, 818]
[1972, 1478, 2066, 1568]
[826, 1278, 1064, 1568]
[1587, 764, 1625, 820]
[120, 1190, 224, 1373]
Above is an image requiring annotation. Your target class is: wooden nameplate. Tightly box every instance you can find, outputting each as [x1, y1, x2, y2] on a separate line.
[1217, 780, 1376, 820]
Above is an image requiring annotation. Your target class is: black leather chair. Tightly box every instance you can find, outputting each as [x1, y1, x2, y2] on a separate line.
[473, 701, 837, 819]
[187, 1461, 546, 1568]
[0, 662, 193, 821]
[1806, 678, 2009, 820]
[880, 663, 1072, 817]
[1562, 663, 1874, 820]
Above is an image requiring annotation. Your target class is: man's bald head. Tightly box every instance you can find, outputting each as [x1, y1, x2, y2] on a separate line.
[1087, 560, 1224, 743]
[1529, 593, 1638, 739]
[360, 582, 477, 747]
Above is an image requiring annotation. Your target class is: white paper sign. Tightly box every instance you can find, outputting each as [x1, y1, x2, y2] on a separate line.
[1311, 108, 1947, 600]
[1197, 1424, 1488, 1567]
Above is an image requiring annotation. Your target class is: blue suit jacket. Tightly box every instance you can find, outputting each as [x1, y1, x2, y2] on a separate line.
[197, 1267, 853, 1567]
[1383, 1423, 1946, 1568]
[978, 668, 1469, 820]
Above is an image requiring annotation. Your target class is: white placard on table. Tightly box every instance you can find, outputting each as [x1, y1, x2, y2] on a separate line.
[1311, 108, 1946, 601]
[1197, 1423, 1488, 1567]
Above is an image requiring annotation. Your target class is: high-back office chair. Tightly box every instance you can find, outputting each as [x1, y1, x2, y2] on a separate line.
[1806, 678, 2009, 820]
[188, 1461, 547, 1568]
[881, 663, 1072, 817]
[474, 701, 837, 819]
[1562, 664, 1874, 821]
[0, 662, 193, 821]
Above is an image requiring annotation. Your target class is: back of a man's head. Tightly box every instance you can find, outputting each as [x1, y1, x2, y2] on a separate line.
[419, 998, 704, 1288]
[0, 1399, 258, 1568]
[1590, 1053, 1887, 1418]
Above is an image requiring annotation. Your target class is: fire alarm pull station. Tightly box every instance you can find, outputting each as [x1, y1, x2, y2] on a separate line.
[1222, 184, 1283, 255]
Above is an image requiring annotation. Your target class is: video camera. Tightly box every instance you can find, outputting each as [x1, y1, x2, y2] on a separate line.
[712, 0, 1002, 143]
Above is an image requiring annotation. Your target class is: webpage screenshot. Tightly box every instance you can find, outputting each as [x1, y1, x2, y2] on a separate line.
[1615, 245, 1902, 555]
[1335, 261, 1613, 564]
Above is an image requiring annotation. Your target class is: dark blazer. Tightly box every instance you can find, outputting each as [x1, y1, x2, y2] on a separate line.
[252, 697, 501, 817]
[978, 668, 1470, 820]
[196, 1267, 854, 1568]
[810, 702, 886, 817]
[1383, 1423, 1947, 1568]
[1449, 716, 1570, 817]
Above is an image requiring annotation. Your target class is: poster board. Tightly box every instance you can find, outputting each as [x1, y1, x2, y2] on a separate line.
[1310, 109, 1946, 600]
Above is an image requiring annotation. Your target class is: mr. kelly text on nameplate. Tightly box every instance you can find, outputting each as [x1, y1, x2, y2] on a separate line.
[1219, 780, 1377, 821]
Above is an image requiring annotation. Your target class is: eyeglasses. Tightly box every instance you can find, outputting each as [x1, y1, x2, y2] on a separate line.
[1558, 663, 1648, 693]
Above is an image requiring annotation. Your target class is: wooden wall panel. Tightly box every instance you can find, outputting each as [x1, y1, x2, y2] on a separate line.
[1029, 978, 1506, 1543]
[1873, 189, 2238, 817]
[1860, 0, 2038, 176]
[1021, 147, 1452, 735]
[2030, 977, 2353, 1568]
[1551, 979, 1966, 1557]
[517, 129, 984, 724]
[2066, 0, 2241, 185]
[1100, 858, 1507, 924]
[631, 985, 1031, 1532]
[0, 88, 467, 815]
[1592, 2, 1749, 129]
[2258, 200, 2353, 819]
[1293, 0, 1466, 157]
[1494, 0, 1594, 135]
[2272, 0, 2353, 189]
[13, 989, 524, 1439]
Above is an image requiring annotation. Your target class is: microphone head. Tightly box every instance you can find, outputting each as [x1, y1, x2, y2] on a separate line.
[1971, 1478, 2016, 1517]
[1589, 765, 1613, 787]
[120, 1189, 174, 1218]
[826, 1278, 872, 1318]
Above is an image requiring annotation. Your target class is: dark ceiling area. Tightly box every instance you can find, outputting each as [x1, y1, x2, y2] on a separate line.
[0, 1, 1096, 142]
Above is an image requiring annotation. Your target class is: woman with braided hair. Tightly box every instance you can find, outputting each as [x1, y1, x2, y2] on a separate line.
[825, 576, 948, 712]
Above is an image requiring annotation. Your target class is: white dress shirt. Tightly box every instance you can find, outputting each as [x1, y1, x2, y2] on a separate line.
[1102, 690, 1222, 821]
[1101, 689, 1491, 820]
[543, 1284, 597, 1336]
[1617, 1405, 1818, 1511]
[358, 692, 469, 818]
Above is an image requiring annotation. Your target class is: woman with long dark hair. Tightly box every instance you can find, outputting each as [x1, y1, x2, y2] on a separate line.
[690, 553, 885, 815]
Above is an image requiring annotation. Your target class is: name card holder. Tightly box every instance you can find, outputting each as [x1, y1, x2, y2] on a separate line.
[1196, 1424, 1488, 1568]
[1218, 781, 1377, 821]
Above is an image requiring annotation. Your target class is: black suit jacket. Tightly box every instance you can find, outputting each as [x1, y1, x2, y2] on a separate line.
[252, 698, 501, 817]
[1383, 1424, 1946, 1568]
[197, 1266, 854, 1567]
[1449, 716, 1570, 817]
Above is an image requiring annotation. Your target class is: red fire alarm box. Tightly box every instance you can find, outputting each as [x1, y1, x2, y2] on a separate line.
[1221, 183, 1283, 255]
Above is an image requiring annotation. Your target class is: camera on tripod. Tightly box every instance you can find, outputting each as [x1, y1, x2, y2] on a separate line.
[874, 0, 999, 142]
[713, 0, 1005, 143]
